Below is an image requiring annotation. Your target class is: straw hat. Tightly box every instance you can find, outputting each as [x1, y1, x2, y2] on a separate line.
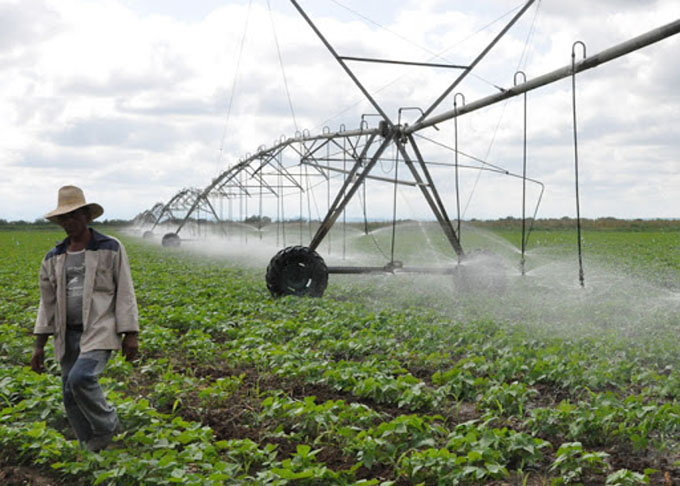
[44, 185, 104, 222]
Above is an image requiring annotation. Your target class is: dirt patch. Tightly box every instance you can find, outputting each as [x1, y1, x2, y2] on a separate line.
[192, 362, 419, 418]
[0, 465, 62, 486]
[184, 400, 261, 442]
[136, 360, 680, 484]
[608, 447, 680, 485]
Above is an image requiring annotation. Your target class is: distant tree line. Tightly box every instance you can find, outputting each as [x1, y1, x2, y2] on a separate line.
[470, 216, 680, 232]
[2, 216, 679, 232]
[0, 218, 132, 229]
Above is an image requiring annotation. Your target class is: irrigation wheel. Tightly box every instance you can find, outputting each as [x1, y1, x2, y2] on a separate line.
[161, 232, 181, 247]
[142, 230, 154, 239]
[266, 245, 328, 298]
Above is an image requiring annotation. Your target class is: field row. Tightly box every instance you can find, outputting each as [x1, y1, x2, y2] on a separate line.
[1, 228, 679, 485]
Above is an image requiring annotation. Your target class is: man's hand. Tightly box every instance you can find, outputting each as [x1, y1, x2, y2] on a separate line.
[122, 333, 139, 362]
[30, 335, 49, 373]
[30, 347, 45, 373]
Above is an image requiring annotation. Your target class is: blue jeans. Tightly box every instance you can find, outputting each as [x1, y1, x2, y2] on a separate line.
[61, 329, 119, 443]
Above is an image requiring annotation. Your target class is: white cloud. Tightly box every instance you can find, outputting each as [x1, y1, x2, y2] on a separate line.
[0, 0, 679, 224]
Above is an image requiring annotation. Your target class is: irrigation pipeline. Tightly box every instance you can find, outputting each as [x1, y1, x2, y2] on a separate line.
[327, 264, 455, 275]
[406, 18, 680, 134]
[149, 17, 680, 275]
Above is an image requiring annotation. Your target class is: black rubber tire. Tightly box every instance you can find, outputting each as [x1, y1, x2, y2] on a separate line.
[142, 231, 154, 239]
[162, 232, 181, 248]
[266, 245, 328, 298]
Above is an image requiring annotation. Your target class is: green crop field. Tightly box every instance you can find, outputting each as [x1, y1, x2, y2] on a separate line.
[1, 224, 680, 485]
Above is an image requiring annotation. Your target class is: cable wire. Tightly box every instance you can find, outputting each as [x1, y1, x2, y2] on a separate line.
[458, 0, 541, 218]
[217, 0, 253, 174]
[317, 1, 528, 129]
[267, 0, 298, 132]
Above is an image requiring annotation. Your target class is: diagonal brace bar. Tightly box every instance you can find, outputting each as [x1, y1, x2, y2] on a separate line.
[289, 0, 394, 127]
[396, 139, 464, 255]
[309, 133, 392, 250]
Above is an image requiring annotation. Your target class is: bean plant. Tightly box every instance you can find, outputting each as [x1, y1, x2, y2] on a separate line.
[1, 227, 679, 485]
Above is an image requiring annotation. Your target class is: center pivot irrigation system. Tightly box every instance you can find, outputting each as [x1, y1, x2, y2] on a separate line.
[136, 1, 680, 298]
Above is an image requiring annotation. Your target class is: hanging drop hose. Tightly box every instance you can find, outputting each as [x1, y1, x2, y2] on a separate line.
[514, 71, 528, 276]
[299, 151, 304, 245]
[453, 94, 465, 247]
[239, 171, 243, 244]
[362, 127, 369, 236]
[390, 142, 400, 265]
[306, 164, 313, 241]
[327, 139, 332, 254]
[276, 161, 280, 246]
[572, 41, 586, 288]
[342, 132, 347, 260]
[357, 188, 391, 262]
[259, 174, 263, 240]
[277, 152, 286, 247]
[389, 110, 406, 266]
[244, 172, 249, 244]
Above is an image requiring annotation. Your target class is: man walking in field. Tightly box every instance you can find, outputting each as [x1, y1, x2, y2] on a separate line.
[30, 185, 140, 452]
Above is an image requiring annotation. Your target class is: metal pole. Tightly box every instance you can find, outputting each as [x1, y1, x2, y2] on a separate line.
[289, 0, 393, 126]
[415, 0, 537, 124]
[400, 138, 464, 256]
[339, 56, 467, 69]
[301, 160, 420, 186]
[309, 135, 392, 251]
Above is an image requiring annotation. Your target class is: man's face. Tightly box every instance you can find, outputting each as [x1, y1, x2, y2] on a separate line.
[55, 208, 90, 239]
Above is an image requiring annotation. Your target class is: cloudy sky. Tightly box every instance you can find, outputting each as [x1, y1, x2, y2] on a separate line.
[2, 0, 679, 222]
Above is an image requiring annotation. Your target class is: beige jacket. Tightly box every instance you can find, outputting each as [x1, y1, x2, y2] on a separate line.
[34, 229, 139, 361]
